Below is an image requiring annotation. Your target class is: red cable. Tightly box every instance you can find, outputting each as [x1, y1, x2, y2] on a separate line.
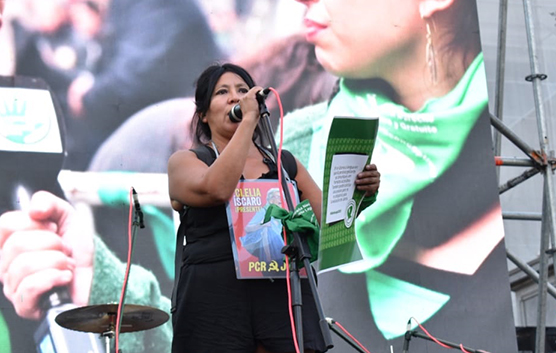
[333, 320, 372, 353]
[460, 344, 471, 353]
[410, 317, 473, 353]
[269, 87, 300, 353]
[411, 317, 452, 349]
[115, 188, 134, 353]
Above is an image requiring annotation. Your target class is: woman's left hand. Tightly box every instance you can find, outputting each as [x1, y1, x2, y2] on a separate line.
[355, 164, 380, 197]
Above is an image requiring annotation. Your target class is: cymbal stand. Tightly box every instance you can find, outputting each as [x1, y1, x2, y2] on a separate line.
[100, 326, 115, 353]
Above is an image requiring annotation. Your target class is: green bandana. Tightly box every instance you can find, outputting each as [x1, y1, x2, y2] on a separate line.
[263, 199, 320, 265]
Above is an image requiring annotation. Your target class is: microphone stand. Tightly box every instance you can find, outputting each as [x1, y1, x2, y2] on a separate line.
[257, 98, 334, 352]
[326, 318, 367, 353]
[114, 189, 144, 353]
[403, 329, 491, 353]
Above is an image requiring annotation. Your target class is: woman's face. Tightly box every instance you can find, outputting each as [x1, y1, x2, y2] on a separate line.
[296, 0, 424, 79]
[204, 71, 249, 139]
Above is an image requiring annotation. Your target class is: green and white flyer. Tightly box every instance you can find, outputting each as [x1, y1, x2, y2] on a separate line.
[319, 116, 379, 272]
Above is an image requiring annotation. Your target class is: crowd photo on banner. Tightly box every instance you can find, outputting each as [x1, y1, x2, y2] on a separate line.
[0, 0, 519, 353]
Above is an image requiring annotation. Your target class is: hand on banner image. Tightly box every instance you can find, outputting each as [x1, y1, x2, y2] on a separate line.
[355, 164, 381, 197]
[0, 191, 94, 320]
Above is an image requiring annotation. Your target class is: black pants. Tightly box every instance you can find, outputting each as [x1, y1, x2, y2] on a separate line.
[172, 259, 326, 353]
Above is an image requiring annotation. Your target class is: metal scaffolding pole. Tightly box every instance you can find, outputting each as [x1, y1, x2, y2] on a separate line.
[507, 249, 556, 299]
[521, 0, 556, 349]
[492, 0, 508, 168]
[520, 0, 556, 265]
[493, 1, 556, 352]
[488, 0, 556, 350]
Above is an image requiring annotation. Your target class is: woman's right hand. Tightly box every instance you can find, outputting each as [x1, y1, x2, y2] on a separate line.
[0, 191, 94, 320]
[237, 85, 264, 125]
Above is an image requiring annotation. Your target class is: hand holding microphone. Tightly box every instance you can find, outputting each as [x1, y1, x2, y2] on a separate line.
[0, 191, 95, 320]
[229, 87, 271, 122]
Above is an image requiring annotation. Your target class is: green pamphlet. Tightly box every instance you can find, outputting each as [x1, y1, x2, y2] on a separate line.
[318, 116, 379, 272]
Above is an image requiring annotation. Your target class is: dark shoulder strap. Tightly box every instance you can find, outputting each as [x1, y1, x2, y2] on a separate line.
[280, 149, 298, 180]
[191, 144, 217, 166]
[256, 144, 298, 181]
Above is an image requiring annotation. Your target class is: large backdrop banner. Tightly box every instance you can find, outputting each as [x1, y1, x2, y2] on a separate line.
[0, 0, 518, 352]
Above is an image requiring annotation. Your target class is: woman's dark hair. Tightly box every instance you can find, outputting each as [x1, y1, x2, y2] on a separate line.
[190, 62, 262, 146]
[442, 0, 481, 68]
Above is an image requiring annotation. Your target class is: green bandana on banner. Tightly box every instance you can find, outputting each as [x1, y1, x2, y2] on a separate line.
[263, 200, 320, 264]
[311, 53, 488, 270]
[365, 270, 450, 340]
[301, 53, 488, 339]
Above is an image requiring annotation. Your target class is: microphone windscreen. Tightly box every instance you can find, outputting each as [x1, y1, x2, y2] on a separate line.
[229, 104, 242, 122]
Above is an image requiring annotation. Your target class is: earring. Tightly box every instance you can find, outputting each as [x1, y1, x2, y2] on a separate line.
[425, 20, 437, 85]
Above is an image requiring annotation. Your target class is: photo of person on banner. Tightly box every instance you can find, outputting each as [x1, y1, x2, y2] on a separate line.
[281, 0, 513, 350]
[241, 187, 285, 263]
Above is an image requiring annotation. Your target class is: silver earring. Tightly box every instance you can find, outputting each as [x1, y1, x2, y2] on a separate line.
[425, 20, 437, 85]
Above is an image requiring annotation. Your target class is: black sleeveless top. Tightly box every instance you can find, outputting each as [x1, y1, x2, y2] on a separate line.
[181, 145, 298, 264]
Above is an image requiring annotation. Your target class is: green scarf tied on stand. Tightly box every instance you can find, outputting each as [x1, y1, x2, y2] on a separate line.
[304, 53, 488, 339]
[263, 199, 320, 265]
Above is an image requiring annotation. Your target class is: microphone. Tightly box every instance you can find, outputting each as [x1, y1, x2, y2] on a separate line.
[229, 88, 271, 122]
[402, 319, 412, 353]
[132, 187, 145, 228]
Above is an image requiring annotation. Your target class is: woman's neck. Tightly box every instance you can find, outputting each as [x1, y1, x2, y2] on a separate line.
[209, 135, 230, 154]
[394, 50, 477, 111]
[352, 34, 480, 112]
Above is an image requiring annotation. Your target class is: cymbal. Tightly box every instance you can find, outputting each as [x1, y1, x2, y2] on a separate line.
[55, 303, 169, 334]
